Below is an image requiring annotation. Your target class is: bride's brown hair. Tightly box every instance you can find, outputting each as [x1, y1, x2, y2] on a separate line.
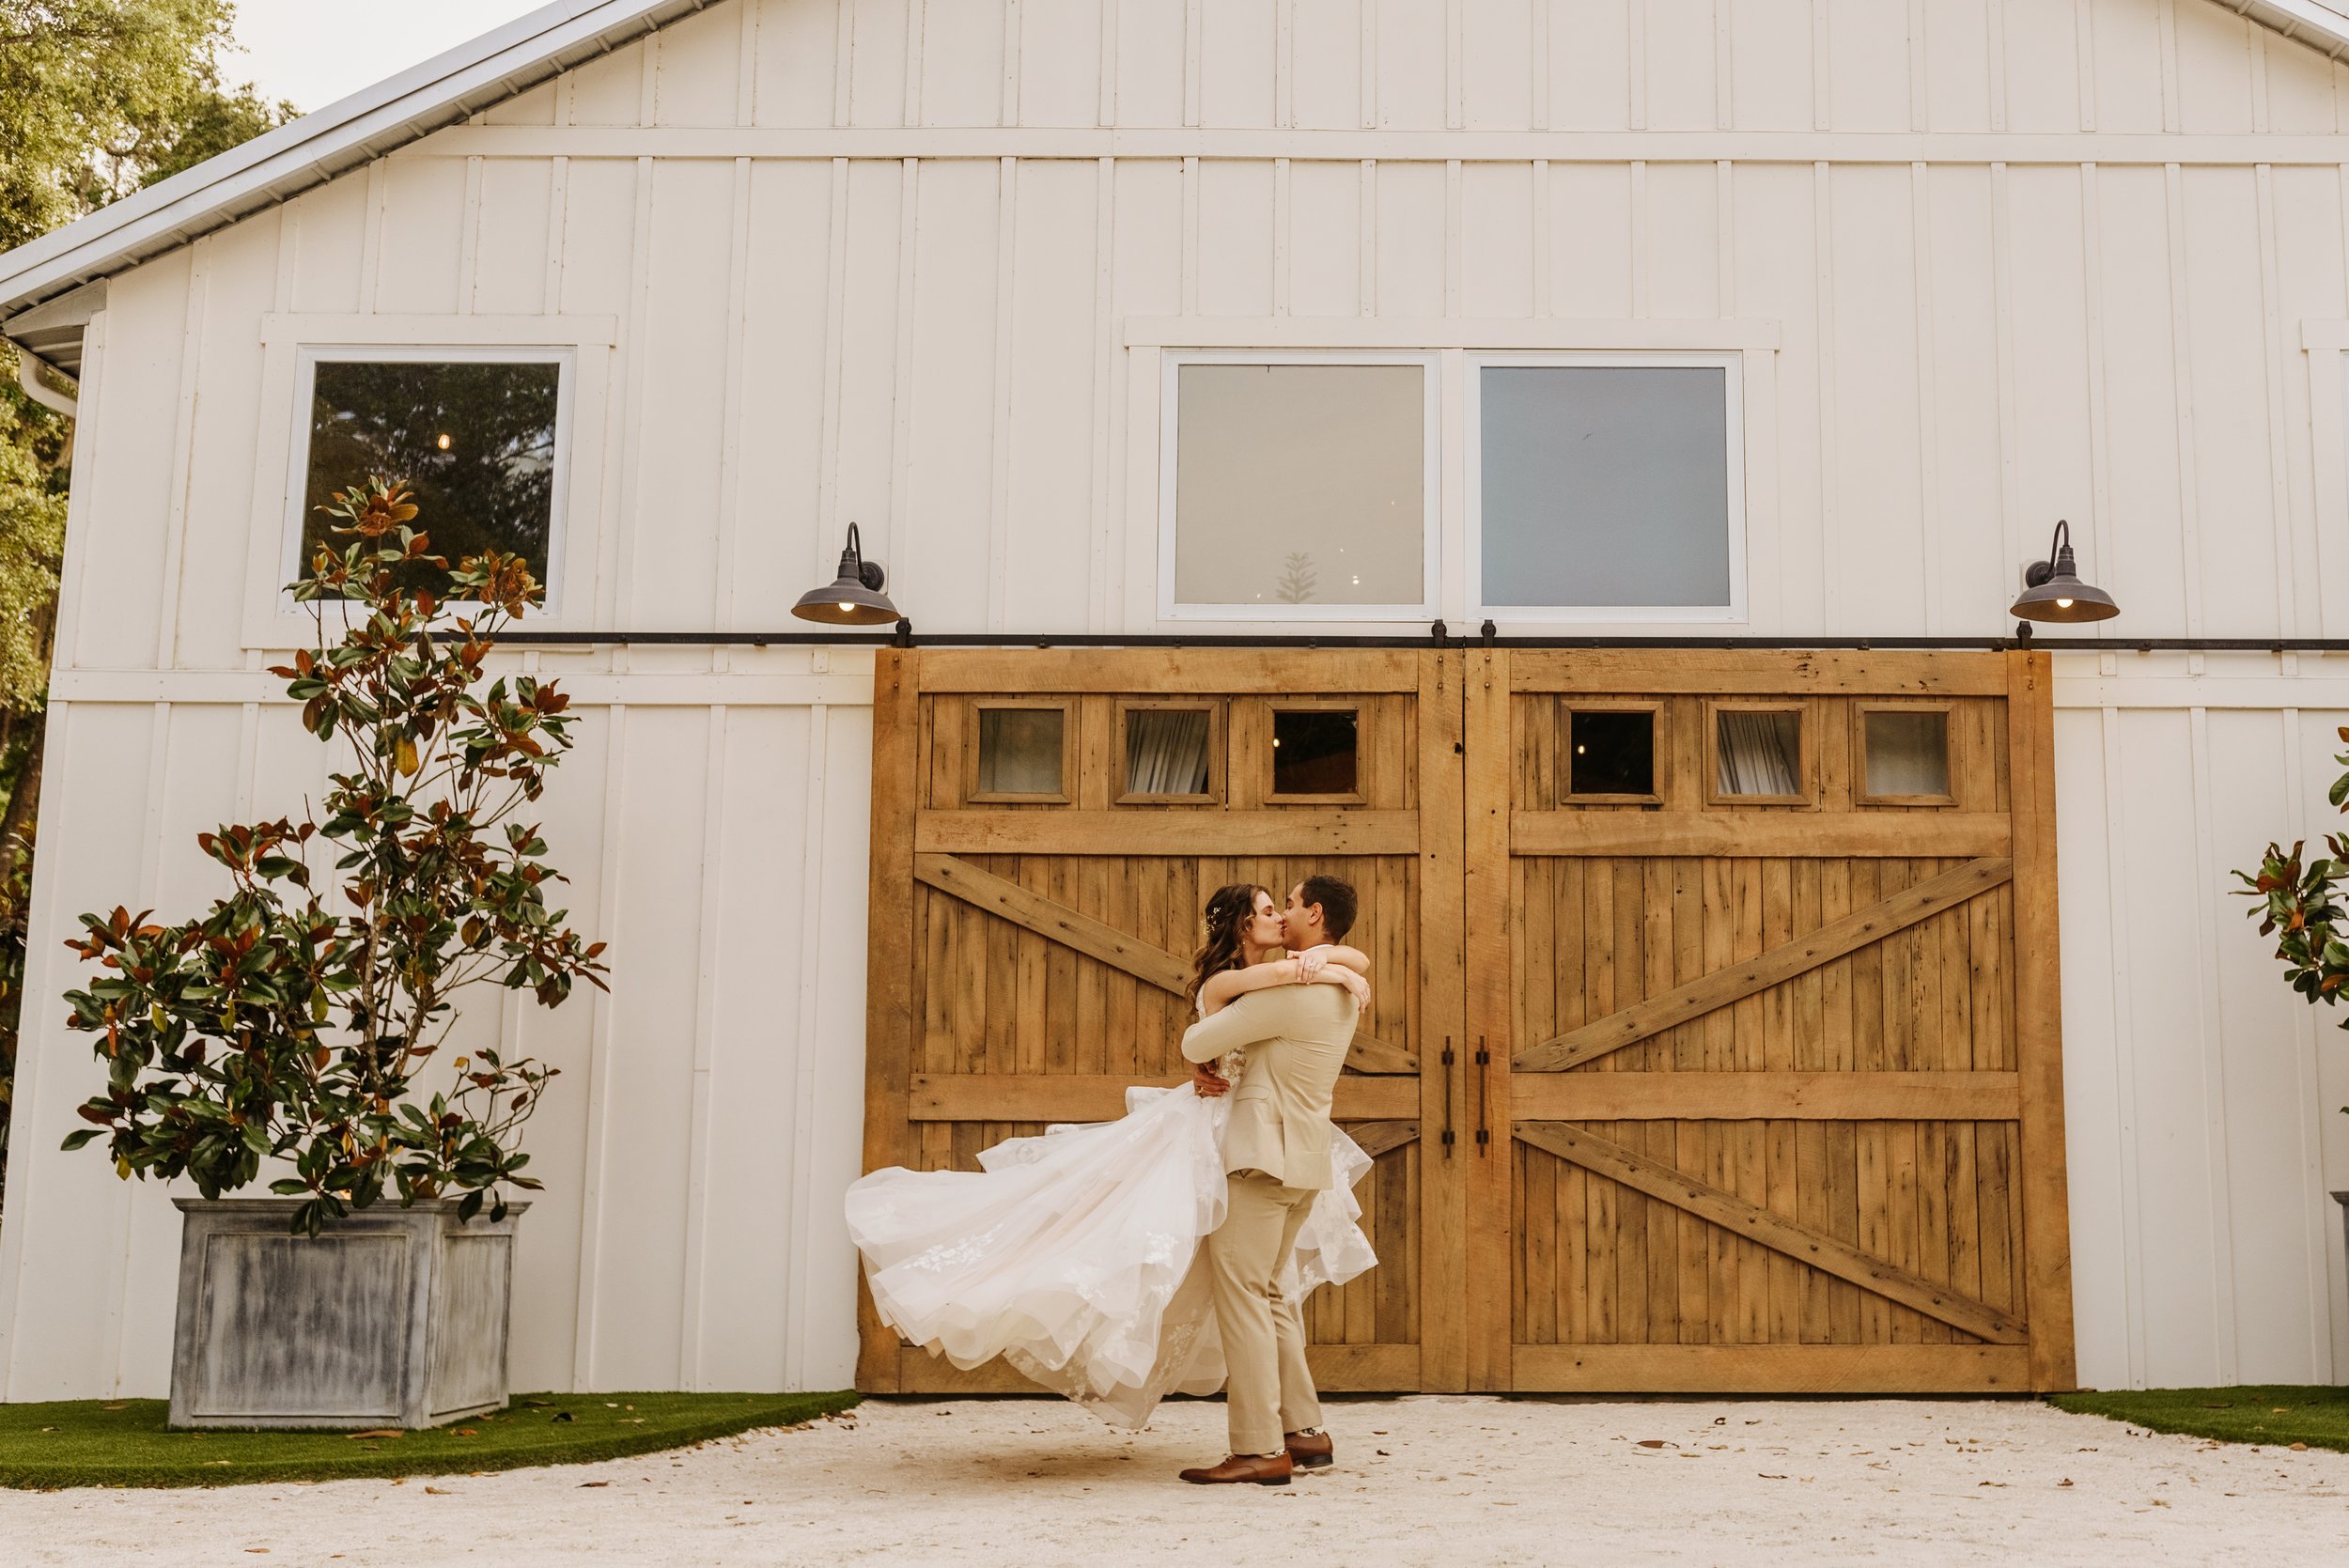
[1188, 883, 1268, 1003]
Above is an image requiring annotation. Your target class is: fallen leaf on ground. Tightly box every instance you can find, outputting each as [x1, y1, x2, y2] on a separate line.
[100, 1404, 127, 1412]
[423, 1486, 451, 1496]
[579, 1482, 609, 1489]
[2058, 1479, 2073, 1487]
[454, 1428, 478, 1436]
[2292, 1443, 2310, 1452]
[345, 1430, 403, 1441]
[1636, 1439, 1669, 1449]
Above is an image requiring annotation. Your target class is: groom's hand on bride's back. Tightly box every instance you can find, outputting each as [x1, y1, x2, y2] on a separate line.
[1191, 1061, 1232, 1096]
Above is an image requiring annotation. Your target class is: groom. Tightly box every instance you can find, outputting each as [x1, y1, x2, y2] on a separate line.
[1174, 874, 1361, 1485]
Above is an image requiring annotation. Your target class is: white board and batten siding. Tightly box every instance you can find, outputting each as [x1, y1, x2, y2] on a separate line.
[8, 0, 2349, 1396]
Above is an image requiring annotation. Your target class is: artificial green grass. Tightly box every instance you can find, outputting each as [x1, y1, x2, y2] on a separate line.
[2052, 1385, 2349, 1453]
[0, 1389, 859, 1490]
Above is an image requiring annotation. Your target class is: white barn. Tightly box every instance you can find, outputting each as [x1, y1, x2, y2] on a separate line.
[4, 0, 2349, 1400]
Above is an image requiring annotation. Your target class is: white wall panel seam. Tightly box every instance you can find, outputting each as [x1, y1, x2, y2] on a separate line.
[1532, 159, 1551, 316]
[1359, 0, 1377, 131]
[786, 703, 832, 1386]
[1913, 163, 1941, 636]
[2185, 702, 2241, 1382]
[1991, 163, 2022, 610]
[2160, 0, 2185, 136]
[2164, 163, 2206, 637]
[1273, 158, 1292, 316]
[816, 157, 850, 574]
[605, 157, 658, 662]
[1812, 0, 1830, 131]
[638, 26, 660, 128]
[2278, 702, 2341, 1381]
[1357, 160, 1376, 315]
[679, 706, 728, 1388]
[1185, 0, 1203, 130]
[1987, 0, 2009, 133]
[1444, 160, 1460, 317]
[1532, 0, 1550, 132]
[543, 156, 571, 315]
[459, 156, 486, 314]
[830, 0, 853, 130]
[711, 157, 755, 664]
[2080, 163, 2116, 627]
[1088, 156, 1115, 631]
[735, 0, 759, 127]
[54, 309, 104, 671]
[903, 0, 926, 128]
[360, 162, 387, 312]
[2098, 702, 2150, 1386]
[1181, 155, 1200, 315]
[1628, 0, 1647, 132]
[1445, 0, 1463, 131]
[1813, 162, 1840, 633]
[0, 698, 82, 1393]
[1003, 0, 1022, 129]
[1097, 0, 1118, 128]
[569, 702, 630, 1388]
[2254, 163, 2301, 639]
[2078, 0, 2101, 133]
[152, 244, 208, 670]
[102, 703, 176, 1392]
[886, 158, 919, 593]
[1716, 0, 1733, 132]
[987, 157, 1018, 632]
[1630, 160, 1648, 318]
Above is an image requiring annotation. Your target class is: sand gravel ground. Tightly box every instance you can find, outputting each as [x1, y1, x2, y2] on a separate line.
[1, 1394, 2345, 1566]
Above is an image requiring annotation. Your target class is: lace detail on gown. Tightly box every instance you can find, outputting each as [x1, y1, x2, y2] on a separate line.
[843, 975, 1377, 1430]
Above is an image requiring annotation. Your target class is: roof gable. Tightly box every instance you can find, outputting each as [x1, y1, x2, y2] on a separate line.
[4, 0, 2346, 373]
[0, 0, 719, 367]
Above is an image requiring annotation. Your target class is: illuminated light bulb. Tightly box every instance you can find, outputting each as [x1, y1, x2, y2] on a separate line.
[836, 601, 855, 613]
[2055, 598, 2074, 610]
[1576, 744, 1587, 755]
[1272, 737, 1282, 747]
[436, 433, 452, 451]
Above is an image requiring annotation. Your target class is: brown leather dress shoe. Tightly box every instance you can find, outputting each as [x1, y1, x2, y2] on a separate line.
[1285, 1429, 1333, 1469]
[1178, 1452, 1293, 1485]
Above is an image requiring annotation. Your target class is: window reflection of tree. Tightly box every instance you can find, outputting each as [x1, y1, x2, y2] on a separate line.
[302, 361, 560, 599]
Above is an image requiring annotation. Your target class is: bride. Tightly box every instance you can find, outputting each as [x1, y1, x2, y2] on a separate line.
[844, 882, 1378, 1429]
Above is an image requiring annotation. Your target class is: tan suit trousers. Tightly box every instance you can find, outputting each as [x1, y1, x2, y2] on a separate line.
[1206, 1170, 1325, 1456]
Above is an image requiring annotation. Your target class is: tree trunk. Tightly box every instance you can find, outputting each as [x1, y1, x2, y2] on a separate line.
[0, 716, 45, 892]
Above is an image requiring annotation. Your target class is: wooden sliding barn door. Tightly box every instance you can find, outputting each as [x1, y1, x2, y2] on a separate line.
[859, 649, 1469, 1395]
[1462, 649, 2075, 1393]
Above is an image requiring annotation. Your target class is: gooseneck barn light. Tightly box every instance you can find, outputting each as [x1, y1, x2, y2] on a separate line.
[792, 522, 903, 628]
[2010, 518, 2119, 634]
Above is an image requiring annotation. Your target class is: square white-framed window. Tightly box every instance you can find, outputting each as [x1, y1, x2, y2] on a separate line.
[279, 344, 579, 613]
[1465, 350, 1748, 624]
[1157, 349, 1440, 621]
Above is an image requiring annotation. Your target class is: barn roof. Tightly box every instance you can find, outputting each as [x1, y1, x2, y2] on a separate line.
[2, 0, 2346, 380]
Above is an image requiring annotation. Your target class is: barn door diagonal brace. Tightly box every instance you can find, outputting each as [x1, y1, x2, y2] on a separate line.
[913, 851, 1422, 1074]
[1515, 856, 2015, 1073]
[1516, 1121, 2030, 1343]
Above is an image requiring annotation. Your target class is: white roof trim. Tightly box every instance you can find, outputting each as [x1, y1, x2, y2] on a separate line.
[0, 0, 716, 355]
[2232, 0, 2349, 58]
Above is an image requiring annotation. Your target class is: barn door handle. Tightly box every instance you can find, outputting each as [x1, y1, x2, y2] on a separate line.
[1439, 1038, 1456, 1157]
[1474, 1037, 1491, 1155]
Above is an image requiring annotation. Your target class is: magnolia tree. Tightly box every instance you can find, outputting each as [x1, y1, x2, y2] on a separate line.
[62, 479, 607, 1234]
[2238, 726, 2349, 1062]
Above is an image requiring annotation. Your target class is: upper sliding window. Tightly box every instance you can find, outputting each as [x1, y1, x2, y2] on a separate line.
[1159, 353, 1439, 620]
[1469, 353, 1745, 622]
[286, 348, 574, 607]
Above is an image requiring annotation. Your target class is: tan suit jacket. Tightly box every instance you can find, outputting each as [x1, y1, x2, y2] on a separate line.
[1179, 983, 1358, 1191]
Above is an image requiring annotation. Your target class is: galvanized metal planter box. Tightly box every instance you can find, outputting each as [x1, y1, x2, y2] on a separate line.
[168, 1197, 527, 1431]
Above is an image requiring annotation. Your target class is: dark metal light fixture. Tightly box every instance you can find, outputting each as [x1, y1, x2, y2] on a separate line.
[2010, 518, 2119, 631]
[792, 521, 901, 627]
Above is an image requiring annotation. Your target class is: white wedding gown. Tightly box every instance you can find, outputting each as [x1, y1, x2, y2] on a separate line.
[845, 1037, 1378, 1430]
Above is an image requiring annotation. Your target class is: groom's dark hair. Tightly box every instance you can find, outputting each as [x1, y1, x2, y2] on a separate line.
[1296, 875, 1358, 941]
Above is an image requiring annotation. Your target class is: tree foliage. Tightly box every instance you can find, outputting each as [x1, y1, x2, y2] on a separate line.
[61, 481, 606, 1234]
[0, 0, 296, 1209]
[2236, 728, 2349, 1062]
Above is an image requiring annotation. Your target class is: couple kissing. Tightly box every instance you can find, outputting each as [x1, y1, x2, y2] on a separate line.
[845, 874, 1377, 1485]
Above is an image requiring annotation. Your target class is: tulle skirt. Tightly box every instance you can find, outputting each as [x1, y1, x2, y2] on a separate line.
[844, 1080, 1377, 1429]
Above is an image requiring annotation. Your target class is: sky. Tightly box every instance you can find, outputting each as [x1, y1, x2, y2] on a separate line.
[228, 0, 554, 115]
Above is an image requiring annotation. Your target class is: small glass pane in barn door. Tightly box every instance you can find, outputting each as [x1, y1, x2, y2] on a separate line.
[1711, 706, 1807, 803]
[1120, 704, 1218, 802]
[1269, 707, 1361, 800]
[972, 705, 1068, 801]
[1565, 707, 1659, 801]
[1860, 707, 1953, 803]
